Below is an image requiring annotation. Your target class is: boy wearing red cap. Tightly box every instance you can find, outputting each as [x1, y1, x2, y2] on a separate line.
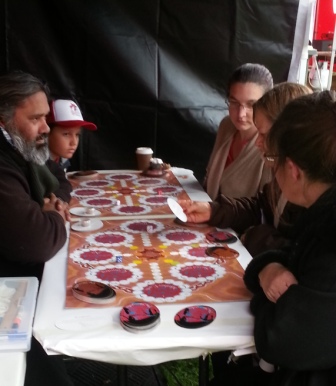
[47, 99, 97, 170]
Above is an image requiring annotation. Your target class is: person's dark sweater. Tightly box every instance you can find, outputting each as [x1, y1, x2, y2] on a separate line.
[0, 131, 67, 281]
[244, 186, 336, 386]
[209, 182, 304, 256]
[46, 158, 72, 203]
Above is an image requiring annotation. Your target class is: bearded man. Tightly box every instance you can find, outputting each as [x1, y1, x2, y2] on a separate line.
[0, 71, 71, 280]
[0, 71, 75, 386]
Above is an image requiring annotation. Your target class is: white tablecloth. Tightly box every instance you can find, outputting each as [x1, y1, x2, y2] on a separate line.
[33, 169, 255, 365]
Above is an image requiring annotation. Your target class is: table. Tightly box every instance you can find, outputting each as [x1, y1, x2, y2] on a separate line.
[33, 168, 255, 382]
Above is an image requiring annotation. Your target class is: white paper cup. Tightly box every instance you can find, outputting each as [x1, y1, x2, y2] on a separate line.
[135, 147, 153, 171]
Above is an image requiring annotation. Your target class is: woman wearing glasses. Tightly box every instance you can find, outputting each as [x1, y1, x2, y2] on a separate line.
[204, 63, 273, 200]
[181, 82, 311, 385]
[244, 90, 336, 386]
[180, 83, 311, 253]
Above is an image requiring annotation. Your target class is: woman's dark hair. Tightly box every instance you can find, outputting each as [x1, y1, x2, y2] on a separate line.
[0, 70, 49, 125]
[267, 90, 336, 184]
[226, 63, 273, 98]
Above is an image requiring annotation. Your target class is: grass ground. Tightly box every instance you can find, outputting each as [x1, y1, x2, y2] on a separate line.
[159, 357, 213, 386]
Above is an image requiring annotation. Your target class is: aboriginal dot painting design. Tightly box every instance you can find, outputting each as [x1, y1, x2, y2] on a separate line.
[68, 171, 191, 218]
[87, 264, 143, 286]
[111, 204, 152, 215]
[170, 262, 225, 283]
[116, 187, 135, 195]
[80, 197, 120, 208]
[81, 180, 111, 188]
[148, 185, 183, 196]
[157, 229, 204, 245]
[87, 231, 134, 247]
[179, 245, 216, 262]
[120, 220, 165, 234]
[70, 247, 119, 266]
[66, 216, 250, 308]
[138, 195, 170, 206]
[105, 173, 138, 182]
[136, 177, 166, 186]
[136, 248, 165, 260]
[72, 188, 105, 199]
[132, 280, 192, 303]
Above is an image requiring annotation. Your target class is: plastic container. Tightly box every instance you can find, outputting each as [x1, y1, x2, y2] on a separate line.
[0, 277, 39, 352]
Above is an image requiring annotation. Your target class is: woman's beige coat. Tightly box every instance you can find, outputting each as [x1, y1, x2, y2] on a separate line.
[204, 116, 272, 200]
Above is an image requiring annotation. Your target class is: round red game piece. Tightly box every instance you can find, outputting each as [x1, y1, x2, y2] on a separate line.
[120, 302, 160, 332]
[174, 305, 216, 329]
[72, 280, 116, 304]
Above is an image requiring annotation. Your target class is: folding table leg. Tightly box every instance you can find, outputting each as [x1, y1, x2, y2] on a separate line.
[198, 355, 209, 386]
[117, 365, 128, 386]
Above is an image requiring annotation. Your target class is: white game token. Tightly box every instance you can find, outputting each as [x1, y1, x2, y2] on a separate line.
[167, 197, 187, 223]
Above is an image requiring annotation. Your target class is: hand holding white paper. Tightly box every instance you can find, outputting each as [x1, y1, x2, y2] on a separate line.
[167, 197, 187, 222]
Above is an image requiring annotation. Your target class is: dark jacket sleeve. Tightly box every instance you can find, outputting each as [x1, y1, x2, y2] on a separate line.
[208, 189, 268, 233]
[250, 285, 336, 371]
[244, 234, 336, 371]
[242, 224, 291, 257]
[243, 249, 289, 293]
[0, 163, 67, 263]
[46, 159, 72, 203]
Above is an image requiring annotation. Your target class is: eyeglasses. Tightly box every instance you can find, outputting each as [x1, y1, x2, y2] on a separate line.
[227, 99, 254, 112]
[263, 154, 279, 163]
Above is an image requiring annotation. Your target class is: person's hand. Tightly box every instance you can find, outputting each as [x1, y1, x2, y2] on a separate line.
[54, 198, 71, 222]
[43, 193, 71, 223]
[178, 200, 211, 223]
[258, 262, 298, 303]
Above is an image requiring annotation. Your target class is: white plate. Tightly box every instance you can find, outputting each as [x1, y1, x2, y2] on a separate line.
[71, 219, 104, 232]
[69, 207, 101, 217]
[167, 197, 187, 222]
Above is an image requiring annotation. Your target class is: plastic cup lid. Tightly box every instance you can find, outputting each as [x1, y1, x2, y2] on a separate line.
[136, 147, 153, 155]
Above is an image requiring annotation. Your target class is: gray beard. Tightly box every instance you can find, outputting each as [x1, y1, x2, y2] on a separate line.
[6, 124, 49, 165]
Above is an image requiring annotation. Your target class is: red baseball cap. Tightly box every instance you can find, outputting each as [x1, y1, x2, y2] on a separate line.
[47, 99, 97, 131]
